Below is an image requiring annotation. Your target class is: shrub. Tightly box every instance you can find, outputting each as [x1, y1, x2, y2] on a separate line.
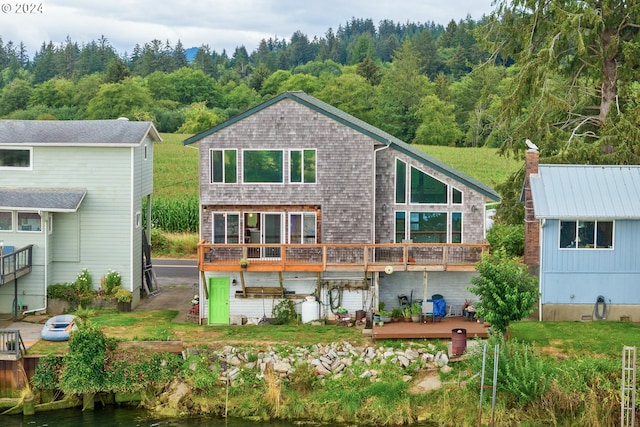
[101, 270, 122, 295]
[60, 323, 113, 394]
[469, 247, 538, 333]
[114, 288, 133, 303]
[31, 354, 63, 391]
[486, 223, 524, 258]
[46, 283, 76, 302]
[74, 268, 92, 294]
[272, 299, 297, 325]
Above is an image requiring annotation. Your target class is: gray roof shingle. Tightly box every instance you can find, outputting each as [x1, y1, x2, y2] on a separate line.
[0, 188, 86, 211]
[0, 119, 161, 145]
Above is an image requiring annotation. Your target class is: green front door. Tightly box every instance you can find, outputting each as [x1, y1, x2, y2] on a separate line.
[208, 277, 230, 325]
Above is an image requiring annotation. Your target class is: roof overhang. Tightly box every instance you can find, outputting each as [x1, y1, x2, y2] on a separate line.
[0, 188, 87, 212]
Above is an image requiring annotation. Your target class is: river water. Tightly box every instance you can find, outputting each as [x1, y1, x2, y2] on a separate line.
[3, 407, 314, 427]
[2, 406, 438, 426]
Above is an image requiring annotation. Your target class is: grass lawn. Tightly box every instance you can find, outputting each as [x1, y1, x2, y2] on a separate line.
[509, 319, 640, 358]
[28, 310, 366, 354]
[28, 309, 640, 359]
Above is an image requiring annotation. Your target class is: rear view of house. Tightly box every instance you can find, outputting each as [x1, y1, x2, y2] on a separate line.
[0, 119, 161, 314]
[185, 91, 500, 325]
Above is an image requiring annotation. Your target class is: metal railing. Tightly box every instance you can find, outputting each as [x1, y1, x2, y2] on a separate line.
[0, 245, 34, 285]
[198, 241, 488, 272]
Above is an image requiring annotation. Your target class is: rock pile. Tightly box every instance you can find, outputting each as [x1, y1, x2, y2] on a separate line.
[189, 342, 450, 385]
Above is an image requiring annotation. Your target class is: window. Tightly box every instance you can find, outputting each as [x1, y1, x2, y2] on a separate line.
[395, 159, 406, 204]
[210, 149, 237, 183]
[213, 213, 239, 243]
[0, 211, 12, 231]
[0, 148, 31, 169]
[410, 212, 447, 243]
[452, 212, 462, 243]
[395, 212, 406, 243]
[243, 150, 283, 183]
[289, 213, 316, 243]
[17, 212, 41, 232]
[410, 167, 447, 204]
[560, 220, 613, 249]
[452, 188, 462, 204]
[290, 150, 316, 183]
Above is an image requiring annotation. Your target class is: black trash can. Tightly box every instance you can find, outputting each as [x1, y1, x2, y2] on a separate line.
[451, 328, 467, 355]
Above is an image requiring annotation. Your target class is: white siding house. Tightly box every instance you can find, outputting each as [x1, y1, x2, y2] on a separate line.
[0, 119, 161, 314]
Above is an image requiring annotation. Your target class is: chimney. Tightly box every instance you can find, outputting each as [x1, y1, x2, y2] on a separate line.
[524, 147, 539, 266]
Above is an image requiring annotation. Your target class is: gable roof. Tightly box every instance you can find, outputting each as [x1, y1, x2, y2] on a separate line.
[530, 164, 640, 219]
[0, 119, 161, 146]
[0, 188, 86, 212]
[184, 91, 500, 202]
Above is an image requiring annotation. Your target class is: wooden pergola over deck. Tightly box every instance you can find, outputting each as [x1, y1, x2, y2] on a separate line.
[197, 242, 488, 273]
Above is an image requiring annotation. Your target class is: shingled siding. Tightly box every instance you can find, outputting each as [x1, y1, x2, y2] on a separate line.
[374, 148, 487, 244]
[199, 98, 375, 244]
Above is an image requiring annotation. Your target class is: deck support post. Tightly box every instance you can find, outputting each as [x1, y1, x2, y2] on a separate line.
[422, 271, 429, 308]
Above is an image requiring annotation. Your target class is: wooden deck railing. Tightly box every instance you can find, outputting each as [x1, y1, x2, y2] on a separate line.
[0, 245, 33, 286]
[198, 241, 488, 273]
[0, 329, 26, 358]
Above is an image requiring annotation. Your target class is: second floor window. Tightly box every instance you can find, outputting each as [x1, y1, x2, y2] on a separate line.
[244, 150, 283, 183]
[210, 149, 237, 183]
[0, 148, 31, 169]
[290, 150, 316, 183]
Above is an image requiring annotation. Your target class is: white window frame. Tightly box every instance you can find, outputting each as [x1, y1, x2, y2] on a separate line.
[0, 147, 33, 170]
[0, 211, 12, 232]
[17, 211, 42, 232]
[288, 212, 317, 244]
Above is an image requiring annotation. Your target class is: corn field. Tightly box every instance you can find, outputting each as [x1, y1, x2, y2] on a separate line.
[144, 197, 199, 233]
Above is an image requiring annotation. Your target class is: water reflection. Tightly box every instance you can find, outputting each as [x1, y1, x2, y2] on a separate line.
[3, 407, 304, 427]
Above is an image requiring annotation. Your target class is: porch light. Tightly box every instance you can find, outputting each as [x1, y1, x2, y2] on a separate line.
[471, 205, 477, 213]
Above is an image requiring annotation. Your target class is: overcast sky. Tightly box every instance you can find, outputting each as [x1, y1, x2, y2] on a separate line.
[0, 1, 496, 57]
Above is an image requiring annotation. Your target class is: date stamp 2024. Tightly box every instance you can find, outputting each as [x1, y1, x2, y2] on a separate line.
[1, 3, 43, 14]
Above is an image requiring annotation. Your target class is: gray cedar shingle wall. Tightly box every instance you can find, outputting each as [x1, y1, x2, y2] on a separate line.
[375, 148, 486, 244]
[199, 98, 374, 244]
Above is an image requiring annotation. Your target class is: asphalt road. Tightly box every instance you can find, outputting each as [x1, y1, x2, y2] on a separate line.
[151, 258, 199, 287]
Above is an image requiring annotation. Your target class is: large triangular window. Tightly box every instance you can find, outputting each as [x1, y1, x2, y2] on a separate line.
[410, 167, 447, 204]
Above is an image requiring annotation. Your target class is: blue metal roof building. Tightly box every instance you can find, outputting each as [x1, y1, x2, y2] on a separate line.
[529, 164, 640, 321]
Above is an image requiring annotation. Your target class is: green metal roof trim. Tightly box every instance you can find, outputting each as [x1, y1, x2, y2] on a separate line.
[184, 91, 500, 201]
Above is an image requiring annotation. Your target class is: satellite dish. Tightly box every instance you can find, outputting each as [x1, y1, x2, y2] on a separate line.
[525, 139, 538, 151]
[384, 265, 394, 275]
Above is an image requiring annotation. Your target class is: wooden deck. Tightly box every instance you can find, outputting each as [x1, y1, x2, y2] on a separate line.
[199, 242, 488, 273]
[371, 315, 489, 340]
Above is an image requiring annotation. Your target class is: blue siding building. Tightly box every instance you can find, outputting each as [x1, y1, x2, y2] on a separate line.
[526, 149, 640, 321]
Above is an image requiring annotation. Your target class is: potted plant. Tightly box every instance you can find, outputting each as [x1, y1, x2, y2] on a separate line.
[410, 302, 422, 322]
[115, 287, 133, 312]
[402, 306, 412, 322]
[391, 307, 403, 322]
[378, 310, 392, 323]
[239, 259, 248, 269]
